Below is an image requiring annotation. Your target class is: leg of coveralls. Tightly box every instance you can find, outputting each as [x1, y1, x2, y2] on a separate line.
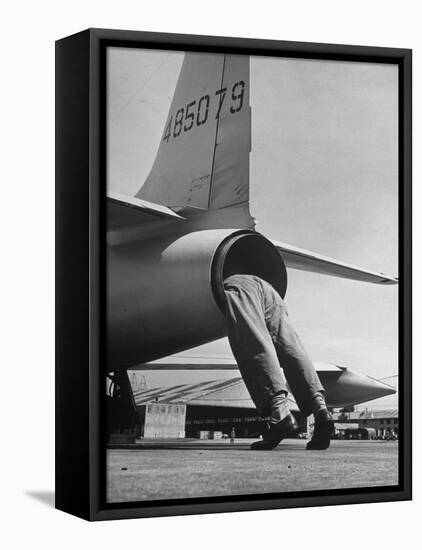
[224, 281, 288, 418]
[263, 285, 324, 416]
[262, 282, 334, 449]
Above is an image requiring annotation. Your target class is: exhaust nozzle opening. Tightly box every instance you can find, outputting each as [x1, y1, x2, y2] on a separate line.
[211, 231, 288, 313]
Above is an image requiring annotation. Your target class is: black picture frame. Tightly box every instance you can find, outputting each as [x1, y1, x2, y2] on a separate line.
[55, 28, 412, 521]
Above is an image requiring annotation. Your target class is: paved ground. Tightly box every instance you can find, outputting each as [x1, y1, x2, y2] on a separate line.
[106, 439, 399, 503]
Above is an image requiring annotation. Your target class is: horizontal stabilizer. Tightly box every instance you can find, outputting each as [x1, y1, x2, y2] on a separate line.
[272, 239, 398, 285]
[108, 191, 184, 220]
[107, 191, 185, 231]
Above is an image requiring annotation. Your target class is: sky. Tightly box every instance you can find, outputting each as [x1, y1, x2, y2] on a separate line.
[107, 48, 399, 409]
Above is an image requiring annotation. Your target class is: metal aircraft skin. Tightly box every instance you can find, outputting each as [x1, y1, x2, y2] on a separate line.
[107, 53, 398, 408]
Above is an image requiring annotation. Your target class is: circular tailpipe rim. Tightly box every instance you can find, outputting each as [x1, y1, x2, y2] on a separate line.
[211, 230, 288, 313]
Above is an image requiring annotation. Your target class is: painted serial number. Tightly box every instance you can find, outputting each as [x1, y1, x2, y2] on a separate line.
[162, 80, 246, 143]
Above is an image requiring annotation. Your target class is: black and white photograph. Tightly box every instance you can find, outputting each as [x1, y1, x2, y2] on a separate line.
[105, 45, 401, 504]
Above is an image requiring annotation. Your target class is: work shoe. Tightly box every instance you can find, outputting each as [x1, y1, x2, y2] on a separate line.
[306, 409, 334, 450]
[251, 413, 299, 450]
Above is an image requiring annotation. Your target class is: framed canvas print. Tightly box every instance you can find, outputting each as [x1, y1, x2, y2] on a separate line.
[55, 28, 412, 521]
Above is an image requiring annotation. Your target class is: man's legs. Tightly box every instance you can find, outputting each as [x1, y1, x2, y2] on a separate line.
[224, 277, 299, 450]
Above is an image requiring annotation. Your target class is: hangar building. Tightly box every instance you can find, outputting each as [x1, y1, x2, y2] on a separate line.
[131, 377, 307, 438]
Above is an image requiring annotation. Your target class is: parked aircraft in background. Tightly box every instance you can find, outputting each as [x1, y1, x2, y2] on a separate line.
[129, 359, 396, 410]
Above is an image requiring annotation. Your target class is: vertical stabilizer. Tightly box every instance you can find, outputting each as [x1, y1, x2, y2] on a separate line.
[136, 53, 250, 211]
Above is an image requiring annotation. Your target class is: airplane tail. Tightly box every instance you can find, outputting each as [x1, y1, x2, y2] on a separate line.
[136, 52, 250, 211]
[112, 53, 398, 286]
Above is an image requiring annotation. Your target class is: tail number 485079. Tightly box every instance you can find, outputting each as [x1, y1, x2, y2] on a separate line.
[162, 81, 245, 143]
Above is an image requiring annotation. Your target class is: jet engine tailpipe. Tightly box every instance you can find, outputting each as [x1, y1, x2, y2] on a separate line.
[107, 229, 287, 368]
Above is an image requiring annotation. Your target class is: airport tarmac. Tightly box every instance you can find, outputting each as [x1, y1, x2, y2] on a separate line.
[107, 439, 399, 503]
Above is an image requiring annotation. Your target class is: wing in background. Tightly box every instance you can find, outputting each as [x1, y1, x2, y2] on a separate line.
[129, 361, 396, 409]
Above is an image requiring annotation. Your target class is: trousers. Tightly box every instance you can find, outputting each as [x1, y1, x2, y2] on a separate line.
[223, 274, 324, 417]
